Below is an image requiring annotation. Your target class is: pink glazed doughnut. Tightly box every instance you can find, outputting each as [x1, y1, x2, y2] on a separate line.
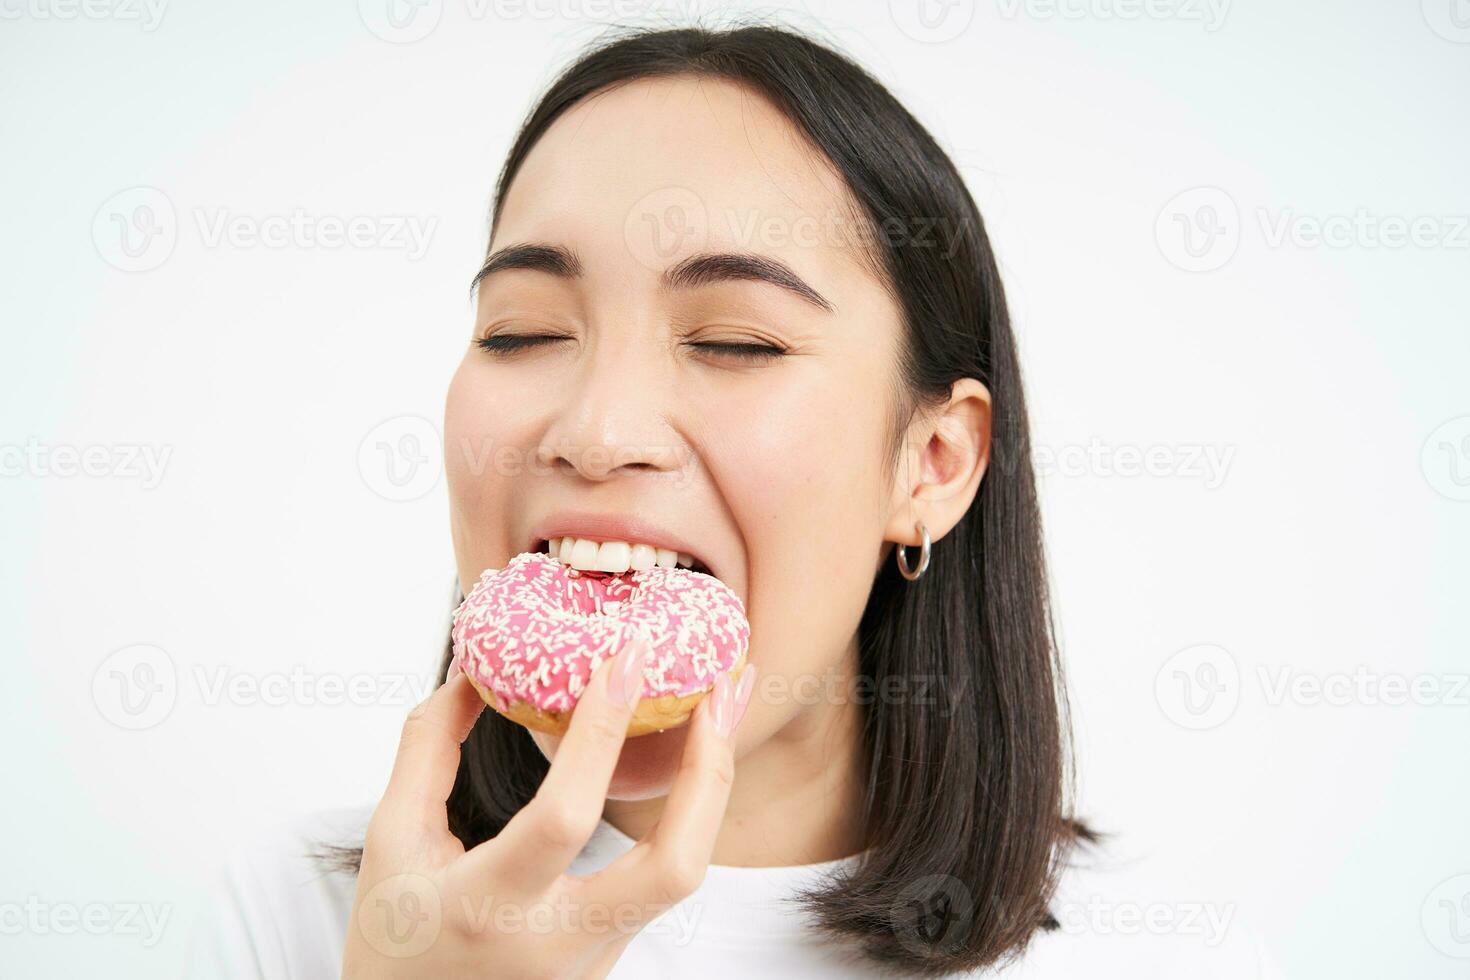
[450, 551, 750, 736]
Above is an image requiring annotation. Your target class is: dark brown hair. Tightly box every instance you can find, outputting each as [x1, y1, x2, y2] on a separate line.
[326, 20, 1084, 975]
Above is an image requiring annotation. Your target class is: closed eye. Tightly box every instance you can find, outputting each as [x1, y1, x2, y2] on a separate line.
[475, 333, 568, 354]
[474, 334, 787, 362]
[687, 340, 787, 362]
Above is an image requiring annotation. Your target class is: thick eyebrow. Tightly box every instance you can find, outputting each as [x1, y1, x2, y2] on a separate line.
[470, 243, 834, 313]
[469, 243, 583, 293]
[662, 252, 834, 312]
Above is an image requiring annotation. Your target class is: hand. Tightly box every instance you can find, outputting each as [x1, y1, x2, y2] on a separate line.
[342, 638, 756, 979]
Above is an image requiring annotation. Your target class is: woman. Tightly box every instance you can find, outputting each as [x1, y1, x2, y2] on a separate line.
[188, 23, 1274, 979]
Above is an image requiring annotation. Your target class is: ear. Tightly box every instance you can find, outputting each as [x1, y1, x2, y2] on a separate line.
[884, 378, 992, 547]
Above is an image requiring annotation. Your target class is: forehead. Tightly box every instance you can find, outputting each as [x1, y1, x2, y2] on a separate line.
[491, 74, 875, 302]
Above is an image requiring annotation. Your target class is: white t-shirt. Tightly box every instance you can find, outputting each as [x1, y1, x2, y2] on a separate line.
[184, 806, 1285, 978]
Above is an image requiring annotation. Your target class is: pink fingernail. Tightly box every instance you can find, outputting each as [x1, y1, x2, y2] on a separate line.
[711, 671, 735, 737]
[731, 663, 758, 732]
[606, 639, 648, 710]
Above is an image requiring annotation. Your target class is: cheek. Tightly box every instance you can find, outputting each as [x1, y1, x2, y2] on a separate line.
[737, 395, 871, 512]
[702, 366, 891, 694]
[444, 358, 528, 579]
[717, 363, 891, 557]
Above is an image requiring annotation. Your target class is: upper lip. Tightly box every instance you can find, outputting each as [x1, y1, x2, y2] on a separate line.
[530, 510, 718, 578]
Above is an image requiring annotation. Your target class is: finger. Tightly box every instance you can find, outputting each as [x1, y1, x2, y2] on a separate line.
[455, 637, 652, 887]
[651, 662, 752, 855]
[594, 662, 753, 918]
[375, 671, 485, 833]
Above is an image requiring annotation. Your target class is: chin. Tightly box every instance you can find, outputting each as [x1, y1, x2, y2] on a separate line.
[531, 724, 691, 801]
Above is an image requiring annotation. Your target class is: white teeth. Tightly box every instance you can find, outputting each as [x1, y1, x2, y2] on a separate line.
[547, 536, 708, 576]
[568, 538, 599, 570]
[630, 543, 656, 571]
[595, 540, 632, 573]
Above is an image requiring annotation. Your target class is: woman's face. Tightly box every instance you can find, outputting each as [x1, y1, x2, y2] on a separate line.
[445, 75, 909, 798]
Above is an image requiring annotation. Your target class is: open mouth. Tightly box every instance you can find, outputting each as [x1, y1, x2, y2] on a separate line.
[532, 537, 717, 581]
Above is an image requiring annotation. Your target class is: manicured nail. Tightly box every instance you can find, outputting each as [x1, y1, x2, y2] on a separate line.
[731, 663, 758, 732]
[710, 671, 735, 737]
[447, 657, 463, 679]
[606, 639, 648, 710]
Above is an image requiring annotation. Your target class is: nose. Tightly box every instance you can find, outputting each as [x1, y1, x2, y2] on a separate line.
[534, 335, 685, 483]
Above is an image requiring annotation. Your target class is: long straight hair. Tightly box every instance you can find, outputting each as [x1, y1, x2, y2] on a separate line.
[327, 22, 1082, 975]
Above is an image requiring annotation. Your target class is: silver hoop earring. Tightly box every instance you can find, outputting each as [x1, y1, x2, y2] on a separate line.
[896, 521, 931, 581]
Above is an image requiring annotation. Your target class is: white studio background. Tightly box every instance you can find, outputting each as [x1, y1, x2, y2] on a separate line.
[2, 1, 1466, 977]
